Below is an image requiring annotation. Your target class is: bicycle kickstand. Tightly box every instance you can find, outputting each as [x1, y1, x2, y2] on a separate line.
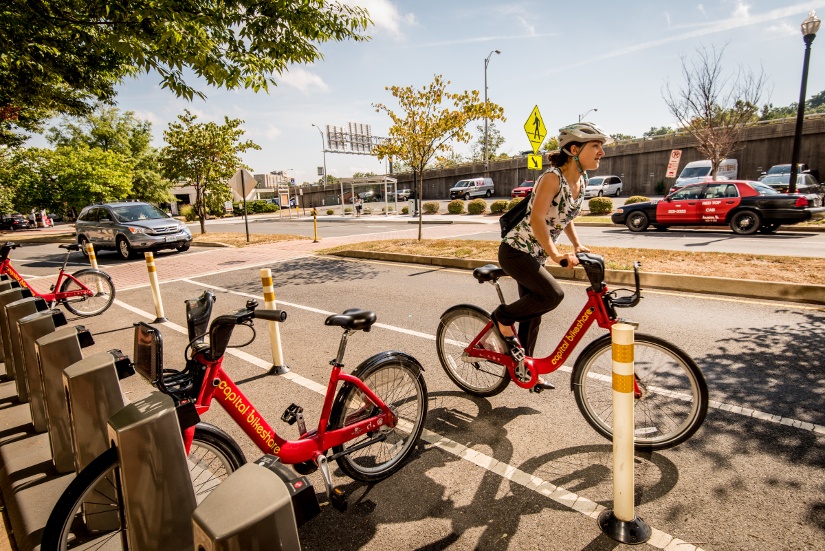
[316, 455, 348, 512]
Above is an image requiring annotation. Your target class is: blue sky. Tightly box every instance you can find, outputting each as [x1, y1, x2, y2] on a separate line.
[33, 0, 825, 185]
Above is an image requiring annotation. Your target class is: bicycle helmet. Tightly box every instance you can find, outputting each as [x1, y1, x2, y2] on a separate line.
[558, 122, 614, 149]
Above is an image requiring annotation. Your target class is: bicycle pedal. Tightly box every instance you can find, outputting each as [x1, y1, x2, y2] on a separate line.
[330, 487, 348, 512]
[281, 403, 303, 425]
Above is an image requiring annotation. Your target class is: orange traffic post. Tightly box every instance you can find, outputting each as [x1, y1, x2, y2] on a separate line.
[144, 252, 167, 323]
[598, 323, 650, 544]
[260, 268, 288, 375]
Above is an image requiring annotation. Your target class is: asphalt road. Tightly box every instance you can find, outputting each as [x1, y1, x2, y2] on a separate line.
[13, 243, 824, 550]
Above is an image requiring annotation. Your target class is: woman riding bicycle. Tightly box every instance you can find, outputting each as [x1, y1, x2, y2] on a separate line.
[491, 122, 613, 379]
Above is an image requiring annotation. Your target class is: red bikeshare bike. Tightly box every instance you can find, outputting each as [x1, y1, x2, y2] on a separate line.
[436, 252, 708, 451]
[43, 291, 427, 550]
[0, 242, 114, 317]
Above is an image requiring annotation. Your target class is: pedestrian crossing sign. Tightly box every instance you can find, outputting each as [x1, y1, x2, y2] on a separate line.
[528, 154, 542, 170]
[523, 105, 546, 154]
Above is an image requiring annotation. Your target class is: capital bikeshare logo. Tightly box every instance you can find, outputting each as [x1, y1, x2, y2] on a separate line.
[217, 380, 280, 454]
[551, 308, 594, 366]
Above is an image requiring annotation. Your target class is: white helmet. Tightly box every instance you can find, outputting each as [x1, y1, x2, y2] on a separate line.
[558, 122, 614, 149]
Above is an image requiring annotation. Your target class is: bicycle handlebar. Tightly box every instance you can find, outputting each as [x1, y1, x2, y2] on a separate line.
[254, 309, 287, 322]
[207, 300, 287, 360]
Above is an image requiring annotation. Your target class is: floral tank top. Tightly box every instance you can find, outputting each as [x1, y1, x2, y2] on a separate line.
[501, 167, 583, 263]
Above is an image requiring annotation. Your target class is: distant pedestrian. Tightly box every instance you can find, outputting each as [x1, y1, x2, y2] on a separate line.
[355, 197, 363, 217]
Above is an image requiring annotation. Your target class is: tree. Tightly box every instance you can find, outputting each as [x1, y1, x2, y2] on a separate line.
[1, 1, 371, 145]
[610, 133, 637, 142]
[643, 126, 676, 137]
[470, 121, 505, 162]
[373, 75, 505, 239]
[541, 136, 559, 152]
[160, 110, 260, 234]
[663, 44, 766, 178]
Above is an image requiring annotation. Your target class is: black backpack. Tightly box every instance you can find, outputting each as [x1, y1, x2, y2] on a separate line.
[499, 192, 531, 238]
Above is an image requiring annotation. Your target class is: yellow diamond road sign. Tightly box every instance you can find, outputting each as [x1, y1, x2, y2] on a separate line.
[524, 105, 546, 154]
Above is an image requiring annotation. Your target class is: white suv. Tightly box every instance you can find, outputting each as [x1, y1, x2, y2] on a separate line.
[584, 175, 623, 198]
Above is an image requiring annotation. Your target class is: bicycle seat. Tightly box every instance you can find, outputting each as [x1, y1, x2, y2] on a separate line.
[325, 308, 377, 331]
[473, 264, 506, 283]
[59, 243, 81, 251]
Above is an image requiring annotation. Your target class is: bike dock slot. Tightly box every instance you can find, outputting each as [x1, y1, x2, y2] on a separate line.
[17, 308, 67, 433]
[4, 293, 45, 403]
[0, 284, 31, 396]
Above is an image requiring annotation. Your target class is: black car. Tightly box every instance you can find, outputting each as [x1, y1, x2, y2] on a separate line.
[0, 214, 32, 231]
[611, 181, 825, 235]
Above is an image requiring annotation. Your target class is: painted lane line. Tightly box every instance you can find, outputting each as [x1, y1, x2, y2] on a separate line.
[111, 297, 694, 550]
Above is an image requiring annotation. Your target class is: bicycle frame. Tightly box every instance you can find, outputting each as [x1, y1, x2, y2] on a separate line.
[0, 258, 93, 304]
[181, 352, 398, 465]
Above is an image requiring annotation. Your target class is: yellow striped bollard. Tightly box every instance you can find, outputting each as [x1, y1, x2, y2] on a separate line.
[598, 323, 650, 544]
[144, 252, 167, 323]
[260, 268, 288, 375]
[84, 242, 99, 270]
[312, 208, 319, 243]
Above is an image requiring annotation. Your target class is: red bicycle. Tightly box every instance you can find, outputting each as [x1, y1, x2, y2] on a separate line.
[43, 291, 428, 550]
[0, 242, 114, 317]
[436, 252, 708, 451]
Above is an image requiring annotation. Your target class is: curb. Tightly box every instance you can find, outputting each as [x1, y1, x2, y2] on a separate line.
[328, 250, 825, 305]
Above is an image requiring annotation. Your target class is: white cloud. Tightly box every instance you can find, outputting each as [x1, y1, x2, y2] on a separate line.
[516, 15, 537, 36]
[665, 11, 672, 26]
[345, 0, 416, 39]
[264, 125, 282, 140]
[698, 4, 707, 17]
[277, 67, 329, 93]
[732, 1, 751, 19]
[765, 21, 798, 35]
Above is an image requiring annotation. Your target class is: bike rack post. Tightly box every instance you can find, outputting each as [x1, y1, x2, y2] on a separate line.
[4, 294, 46, 402]
[192, 455, 318, 551]
[0, 285, 28, 383]
[312, 207, 320, 243]
[598, 323, 651, 544]
[108, 391, 197, 551]
[17, 308, 67, 432]
[84, 241, 99, 269]
[144, 251, 167, 323]
[36, 325, 95, 473]
[260, 268, 289, 375]
[63, 350, 132, 473]
[0, 278, 20, 372]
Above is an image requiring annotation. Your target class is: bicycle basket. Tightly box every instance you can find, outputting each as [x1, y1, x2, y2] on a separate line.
[133, 322, 162, 383]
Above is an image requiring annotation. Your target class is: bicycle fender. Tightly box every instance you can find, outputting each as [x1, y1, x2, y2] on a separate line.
[195, 421, 246, 463]
[440, 303, 492, 320]
[569, 334, 613, 391]
[70, 268, 114, 282]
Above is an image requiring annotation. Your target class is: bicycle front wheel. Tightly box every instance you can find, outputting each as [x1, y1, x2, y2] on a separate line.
[41, 426, 244, 550]
[60, 269, 115, 317]
[572, 333, 708, 451]
[330, 352, 427, 483]
[436, 306, 511, 397]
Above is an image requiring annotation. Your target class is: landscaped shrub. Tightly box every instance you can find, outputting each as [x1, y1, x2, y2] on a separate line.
[344, 207, 352, 215]
[588, 197, 613, 215]
[326, 209, 334, 215]
[402, 206, 409, 214]
[447, 200, 464, 214]
[490, 200, 508, 214]
[179, 204, 197, 222]
[423, 201, 440, 214]
[625, 195, 650, 205]
[467, 198, 487, 215]
[507, 197, 524, 211]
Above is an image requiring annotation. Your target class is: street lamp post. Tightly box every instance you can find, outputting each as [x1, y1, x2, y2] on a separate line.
[578, 108, 598, 122]
[312, 123, 340, 208]
[789, 10, 820, 194]
[484, 49, 501, 174]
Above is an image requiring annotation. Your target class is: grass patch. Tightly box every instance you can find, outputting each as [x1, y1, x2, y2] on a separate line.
[192, 232, 308, 247]
[319, 238, 825, 285]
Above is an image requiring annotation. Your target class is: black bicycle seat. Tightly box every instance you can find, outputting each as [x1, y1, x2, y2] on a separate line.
[59, 243, 81, 251]
[473, 264, 506, 283]
[324, 308, 377, 331]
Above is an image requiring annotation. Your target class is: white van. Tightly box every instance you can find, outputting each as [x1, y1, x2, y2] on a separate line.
[449, 177, 495, 200]
[673, 159, 738, 190]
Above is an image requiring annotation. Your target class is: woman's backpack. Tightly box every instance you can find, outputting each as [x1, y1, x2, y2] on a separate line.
[499, 193, 531, 238]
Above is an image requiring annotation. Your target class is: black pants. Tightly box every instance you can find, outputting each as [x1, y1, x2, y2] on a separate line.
[492, 242, 564, 356]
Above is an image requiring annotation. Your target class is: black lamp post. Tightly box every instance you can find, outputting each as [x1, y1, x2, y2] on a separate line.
[789, 10, 820, 194]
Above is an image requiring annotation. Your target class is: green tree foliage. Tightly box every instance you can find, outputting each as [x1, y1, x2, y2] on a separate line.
[541, 136, 559, 152]
[643, 126, 676, 137]
[759, 89, 825, 120]
[1, 1, 371, 145]
[373, 75, 505, 239]
[160, 110, 260, 233]
[470, 121, 505, 162]
[610, 133, 637, 142]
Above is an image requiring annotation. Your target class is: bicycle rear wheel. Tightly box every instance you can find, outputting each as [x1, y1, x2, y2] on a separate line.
[60, 269, 115, 317]
[436, 306, 511, 397]
[41, 425, 244, 550]
[572, 333, 708, 451]
[330, 352, 427, 483]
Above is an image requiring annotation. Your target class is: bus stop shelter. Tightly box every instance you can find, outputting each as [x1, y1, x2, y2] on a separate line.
[337, 176, 400, 216]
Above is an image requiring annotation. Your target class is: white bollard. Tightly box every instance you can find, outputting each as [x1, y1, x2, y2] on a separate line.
[260, 268, 288, 374]
[598, 323, 651, 544]
[84, 242, 99, 270]
[144, 252, 167, 323]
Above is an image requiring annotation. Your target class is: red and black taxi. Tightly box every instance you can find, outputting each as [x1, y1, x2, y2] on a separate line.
[612, 180, 825, 235]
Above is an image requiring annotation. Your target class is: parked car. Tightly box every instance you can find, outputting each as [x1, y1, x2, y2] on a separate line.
[611, 180, 825, 235]
[449, 177, 494, 200]
[758, 163, 810, 181]
[387, 188, 412, 201]
[584, 175, 623, 198]
[511, 181, 534, 198]
[358, 190, 382, 202]
[75, 201, 193, 259]
[0, 214, 32, 231]
[760, 173, 823, 197]
[672, 159, 738, 190]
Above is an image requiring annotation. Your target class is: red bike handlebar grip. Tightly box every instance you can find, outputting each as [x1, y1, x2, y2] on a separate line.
[255, 309, 287, 322]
